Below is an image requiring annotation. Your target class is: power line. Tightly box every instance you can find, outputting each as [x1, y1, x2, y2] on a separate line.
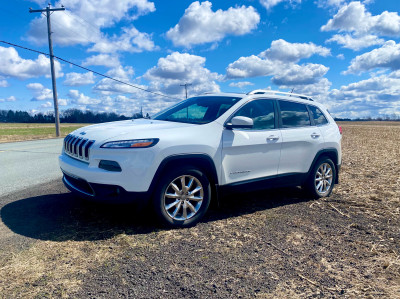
[0, 40, 179, 101]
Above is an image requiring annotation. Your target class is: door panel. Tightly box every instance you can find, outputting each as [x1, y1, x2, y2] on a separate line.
[221, 129, 282, 184]
[278, 127, 324, 174]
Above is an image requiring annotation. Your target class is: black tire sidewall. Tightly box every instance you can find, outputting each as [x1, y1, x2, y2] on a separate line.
[153, 167, 211, 227]
[307, 157, 336, 198]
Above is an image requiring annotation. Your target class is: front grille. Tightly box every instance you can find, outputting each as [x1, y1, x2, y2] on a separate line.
[64, 134, 95, 160]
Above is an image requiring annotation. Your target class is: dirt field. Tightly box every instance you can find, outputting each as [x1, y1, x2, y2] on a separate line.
[0, 122, 399, 298]
[0, 123, 87, 143]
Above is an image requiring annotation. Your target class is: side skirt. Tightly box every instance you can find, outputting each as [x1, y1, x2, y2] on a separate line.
[218, 173, 307, 196]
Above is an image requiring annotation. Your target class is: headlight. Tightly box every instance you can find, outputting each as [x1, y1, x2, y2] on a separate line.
[100, 138, 159, 148]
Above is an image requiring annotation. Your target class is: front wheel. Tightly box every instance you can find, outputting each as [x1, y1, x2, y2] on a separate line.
[305, 157, 336, 198]
[153, 167, 211, 227]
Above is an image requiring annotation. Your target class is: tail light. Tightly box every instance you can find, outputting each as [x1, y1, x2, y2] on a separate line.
[338, 126, 342, 135]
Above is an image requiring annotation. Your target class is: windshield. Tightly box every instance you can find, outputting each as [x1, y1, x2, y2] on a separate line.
[153, 96, 242, 124]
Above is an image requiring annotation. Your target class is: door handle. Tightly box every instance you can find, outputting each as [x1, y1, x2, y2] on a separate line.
[311, 132, 320, 138]
[267, 135, 279, 141]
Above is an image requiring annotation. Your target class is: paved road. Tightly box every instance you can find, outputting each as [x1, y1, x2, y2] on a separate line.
[0, 138, 64, 196]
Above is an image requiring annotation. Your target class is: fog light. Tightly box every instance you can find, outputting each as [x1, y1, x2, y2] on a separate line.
[99, 160, 122, 172]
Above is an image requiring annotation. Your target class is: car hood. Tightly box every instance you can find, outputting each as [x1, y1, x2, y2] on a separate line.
[70, 119, 196, 142]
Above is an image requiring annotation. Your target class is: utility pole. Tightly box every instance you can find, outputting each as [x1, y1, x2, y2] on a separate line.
[30, 4, 65, 137]
[180, 83, 192, 99]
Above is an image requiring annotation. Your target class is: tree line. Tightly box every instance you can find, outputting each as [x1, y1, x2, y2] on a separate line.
[0, 109, 149, 123]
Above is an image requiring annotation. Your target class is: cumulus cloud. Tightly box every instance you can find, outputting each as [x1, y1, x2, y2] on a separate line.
[326, 34, 384, 51]
[0, 47, 63, 80]
[259, 0, 301, 10]
[40, 101, 52, 108]
[321, 1, 400, 37]
[316, 0, 345, 9]
[272, 63, 329, 85]
[93, 66, 149, 96]
[260, 39, 330, 62]
[82, 54, 121, 68]
[68, 89, 100, 105]
[225, 39, 329, 87]
[0, 80, 8, 87]
[27, 83, 53, 101]
[229, 81, 254, 88]
[226, 55, 276, 79]
[344, 40, 400, 74]
[329, 71, 400, 118]
[0, 96, 17, 103]
[27, 0, 156, 52]
[63, 72, 95, 86]
[166, 1, 260, 47]
[88, 26, 157, 53]
[143, 52, 222, 97]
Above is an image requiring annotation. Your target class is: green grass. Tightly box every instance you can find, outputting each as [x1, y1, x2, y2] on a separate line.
[0, 123, 89, 143]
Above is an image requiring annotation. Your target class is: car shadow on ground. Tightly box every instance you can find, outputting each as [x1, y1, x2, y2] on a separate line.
[1, 187, 313, 242]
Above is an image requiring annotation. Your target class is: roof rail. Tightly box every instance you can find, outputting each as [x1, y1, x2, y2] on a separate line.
[246, 89, 313, 101]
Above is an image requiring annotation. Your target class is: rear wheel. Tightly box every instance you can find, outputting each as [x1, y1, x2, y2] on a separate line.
[305, 157, 336, 198]
[153, 167, 211, 227]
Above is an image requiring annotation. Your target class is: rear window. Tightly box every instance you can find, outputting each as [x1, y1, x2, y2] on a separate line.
[278, 100, 311, 128]
[308, 105, 328, 125]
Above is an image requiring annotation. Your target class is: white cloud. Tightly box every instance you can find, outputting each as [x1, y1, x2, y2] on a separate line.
[67, 89, 100, 105]
[63, 72, 95, 86]
[321, 1, 400, 37]
[82, 54, 121, 68]
[0, 47, 63, 80]
[326, 34, 384, 51]
[259, 0, 301, 10]
[0, 80, 8, 87]
[166, 1, 260, 47]
[88, 26, 157, 53]
[93, 66, 148, 95]
[144, 52, 222, 97]
[225, 39, 329, 86]
[316, 0, 345, 9]
[329, 71, 400, 118]
[278, 78, 332, 101]
[344, 40, 400, 74]
[0, 96, 17, 103]
[27, 83, 53, 101]
[58, 99, 68, 106]
[337, 54, 345, 60]
[229, 81, 254, 88]
[260, 39, 330, 62]
[272, 63, 329, 85]
[226, 55, 277, 79]
[40, 101, 52, 108]
[27, 0, 156, 47]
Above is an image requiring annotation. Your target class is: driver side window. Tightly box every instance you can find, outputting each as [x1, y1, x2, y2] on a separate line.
[231, 99, 275, 130]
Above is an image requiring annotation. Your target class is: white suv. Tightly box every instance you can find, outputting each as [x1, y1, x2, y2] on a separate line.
[59, 90, 342, 227]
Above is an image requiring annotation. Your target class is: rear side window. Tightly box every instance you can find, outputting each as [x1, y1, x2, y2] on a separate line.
[232, 99, 275, 130]
[308, 105, 328, 125]
[278, 100, 311, 128]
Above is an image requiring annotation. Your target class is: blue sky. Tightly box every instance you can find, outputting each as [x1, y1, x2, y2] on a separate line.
[0, 0, 399, 118]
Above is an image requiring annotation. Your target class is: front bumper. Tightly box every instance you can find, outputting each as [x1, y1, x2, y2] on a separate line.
[62, 171, 151, 204]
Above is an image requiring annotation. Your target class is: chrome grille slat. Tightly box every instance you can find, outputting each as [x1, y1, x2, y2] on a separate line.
[63, 134, 94, 161]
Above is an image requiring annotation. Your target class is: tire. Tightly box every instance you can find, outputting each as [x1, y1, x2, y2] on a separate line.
[153, 167, 211, 228]
[305, 157, 336, 198]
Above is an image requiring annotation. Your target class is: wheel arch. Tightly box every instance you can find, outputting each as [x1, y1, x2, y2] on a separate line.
[307, 148, 339, 184]
[149, 153, 219, 200]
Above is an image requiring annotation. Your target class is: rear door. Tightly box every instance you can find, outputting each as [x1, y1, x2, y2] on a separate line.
[277, 100, 325, 175]
[221, 99, 282, 185]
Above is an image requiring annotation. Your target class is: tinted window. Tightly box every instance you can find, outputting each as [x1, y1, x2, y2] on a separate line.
[232, 100, 275, 130]
[154, 96, 242, 124]
[308, 105, 328, 125]
[279, 101, 311, 128]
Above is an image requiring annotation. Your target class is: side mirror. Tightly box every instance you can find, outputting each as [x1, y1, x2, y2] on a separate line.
[225, 116, 254, 129]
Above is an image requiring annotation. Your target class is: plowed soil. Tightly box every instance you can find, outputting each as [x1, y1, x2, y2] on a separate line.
[0, 122, 399, 298]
